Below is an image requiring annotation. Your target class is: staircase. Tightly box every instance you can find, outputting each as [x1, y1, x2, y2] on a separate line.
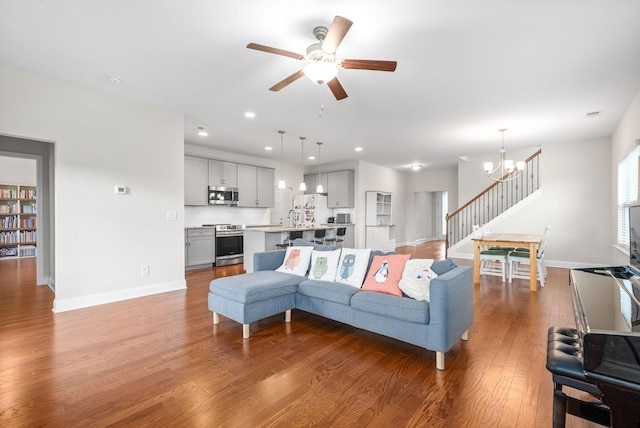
[446, 149, 542, 251]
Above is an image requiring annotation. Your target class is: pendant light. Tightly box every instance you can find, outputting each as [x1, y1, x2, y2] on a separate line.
[278, 130, 286, 189]
[299, 136, 307, 191]
[316, 142, 324, 193]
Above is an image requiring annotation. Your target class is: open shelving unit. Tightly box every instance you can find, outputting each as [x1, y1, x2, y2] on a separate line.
[0, 184, 37, 259]
[365, 191, 395, 251]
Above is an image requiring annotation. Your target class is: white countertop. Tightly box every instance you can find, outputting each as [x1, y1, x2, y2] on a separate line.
[245, 224, 354, 232]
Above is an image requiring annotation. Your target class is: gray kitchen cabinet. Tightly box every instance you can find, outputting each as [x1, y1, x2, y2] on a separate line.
[237, 164, 275, 207]
[327, 170, 354, 207]
[184, 156, 208, 206]
[303, 173, 327, 194]
[208, 160, 237, 187]
[185, 228, 215, 267]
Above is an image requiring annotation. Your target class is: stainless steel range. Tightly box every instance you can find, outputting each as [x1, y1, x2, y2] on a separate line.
[208, 224, 244, 266]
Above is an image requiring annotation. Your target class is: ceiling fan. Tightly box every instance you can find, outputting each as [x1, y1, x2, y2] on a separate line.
[247, 15, 397, 100]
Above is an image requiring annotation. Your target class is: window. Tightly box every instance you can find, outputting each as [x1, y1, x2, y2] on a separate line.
[618, 145, 639, 247]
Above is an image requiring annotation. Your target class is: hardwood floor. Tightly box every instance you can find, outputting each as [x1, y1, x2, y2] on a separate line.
[0, 246, 601, 427]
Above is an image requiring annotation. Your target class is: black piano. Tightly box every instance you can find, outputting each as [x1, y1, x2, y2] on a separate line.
[569, 266, 640, 427]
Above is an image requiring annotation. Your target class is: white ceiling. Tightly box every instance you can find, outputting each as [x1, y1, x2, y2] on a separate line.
[1, 1, 639, 171]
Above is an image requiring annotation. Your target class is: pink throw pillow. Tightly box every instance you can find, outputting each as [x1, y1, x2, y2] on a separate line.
[361, 254, 411, 296]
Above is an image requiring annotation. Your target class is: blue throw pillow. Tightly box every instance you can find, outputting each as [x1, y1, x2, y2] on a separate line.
[292, 238, 336, 251]
[431, 259, 457, 275]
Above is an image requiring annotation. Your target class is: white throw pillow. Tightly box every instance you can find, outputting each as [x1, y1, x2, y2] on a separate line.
[275, 246, 314, 276]
[398, 258, 438, 301]
[334, 248, 372, 288]
[307, 249, 342, 281]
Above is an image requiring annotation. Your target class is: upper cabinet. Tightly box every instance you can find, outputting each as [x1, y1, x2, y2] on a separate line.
[326, 170, 354, 208]
[237, 164, 275, 207]
[184, 156, 208, 206]
[304, 173, 327, 195]
[303, 170, 353, 208]
[208, 160, 237, 188]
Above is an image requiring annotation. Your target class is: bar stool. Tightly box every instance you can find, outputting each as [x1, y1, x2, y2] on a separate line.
[275, 230, 304, 249]
[313, 229, 326, 244]
[325, 227, 346, 248]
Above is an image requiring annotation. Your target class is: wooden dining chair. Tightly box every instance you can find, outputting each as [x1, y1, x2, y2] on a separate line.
[475, 224, 510, 282]
[508, 225, 550, 286]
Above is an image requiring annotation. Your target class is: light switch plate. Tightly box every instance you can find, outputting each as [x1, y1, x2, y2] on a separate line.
[166, 211, 177, 221]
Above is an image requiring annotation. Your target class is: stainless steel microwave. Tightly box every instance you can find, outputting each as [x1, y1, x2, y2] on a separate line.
[336, 213, 351, 223]
[208, 186, 238, 205]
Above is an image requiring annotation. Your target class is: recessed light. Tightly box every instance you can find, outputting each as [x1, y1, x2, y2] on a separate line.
[108, 75, 122, 84]
[411, 164, 422, 171]
[196, 126, 208, 137]
[244, 111, 256, 118]
[308, 155, 316, 160]
[265, 146, 273, 151]
[355, 147, 363, 152]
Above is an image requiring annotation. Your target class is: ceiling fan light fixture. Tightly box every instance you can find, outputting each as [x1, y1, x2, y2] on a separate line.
[304, 61, 338, 85]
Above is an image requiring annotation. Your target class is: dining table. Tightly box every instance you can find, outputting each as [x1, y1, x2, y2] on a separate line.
[472, 233, 543, 292]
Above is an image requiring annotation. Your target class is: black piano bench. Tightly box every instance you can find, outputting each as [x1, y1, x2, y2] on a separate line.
[546, 326, 610, 427]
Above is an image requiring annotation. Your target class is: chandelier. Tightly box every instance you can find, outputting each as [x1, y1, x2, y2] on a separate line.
[483, 128, 525, 182]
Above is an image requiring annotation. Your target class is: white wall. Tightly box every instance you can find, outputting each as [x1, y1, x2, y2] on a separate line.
[0, 156, 36, 184]
[413, 192, 435, 241]
[0, 65, 186, 312]
[611, 90, 640, 265]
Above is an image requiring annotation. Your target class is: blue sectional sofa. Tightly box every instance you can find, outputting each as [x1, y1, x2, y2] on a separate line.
[208, 240, 474, 370]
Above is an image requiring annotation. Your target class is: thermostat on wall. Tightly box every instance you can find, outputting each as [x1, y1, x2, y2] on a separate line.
[114, 186, 128, 194]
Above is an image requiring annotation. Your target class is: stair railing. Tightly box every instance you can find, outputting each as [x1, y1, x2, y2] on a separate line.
[446, 149, 542, 250]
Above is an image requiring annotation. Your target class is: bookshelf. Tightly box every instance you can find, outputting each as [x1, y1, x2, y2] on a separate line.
[0, 184, 37, 259]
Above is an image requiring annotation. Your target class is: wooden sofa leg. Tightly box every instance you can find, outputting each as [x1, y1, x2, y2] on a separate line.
[243, 324, 250, 339]
[213, 312, 219, 325]
[461, 329, 469, 341]
[436, 352, 445, 370]
[285, 309, 291, 323]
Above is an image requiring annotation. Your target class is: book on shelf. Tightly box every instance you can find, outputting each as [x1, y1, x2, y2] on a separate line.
[0, 247, 18, 257]
[0, 189, 18, 199]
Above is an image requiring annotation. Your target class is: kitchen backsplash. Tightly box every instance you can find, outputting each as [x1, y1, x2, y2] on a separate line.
[184, 205, 270, 228]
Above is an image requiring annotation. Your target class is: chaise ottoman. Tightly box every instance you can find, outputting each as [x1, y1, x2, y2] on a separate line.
[208, 271, 301, 338]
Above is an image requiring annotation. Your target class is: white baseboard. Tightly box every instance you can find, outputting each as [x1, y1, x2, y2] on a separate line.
[52, 279, 187, 313]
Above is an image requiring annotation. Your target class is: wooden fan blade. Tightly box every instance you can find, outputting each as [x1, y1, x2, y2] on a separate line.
[327, 77, 348, 100]
[247, 43, 304, 60]
[322, 16, 353, 53]
[269, 70, 305, 92]
[341, 59, 397, 72]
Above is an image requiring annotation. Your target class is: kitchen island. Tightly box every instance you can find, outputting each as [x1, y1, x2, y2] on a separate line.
[243, 224, 354, 272]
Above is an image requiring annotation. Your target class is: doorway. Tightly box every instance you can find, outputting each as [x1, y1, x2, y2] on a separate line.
[413, 191, 448, 243]
[0, 135, 54, 288]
